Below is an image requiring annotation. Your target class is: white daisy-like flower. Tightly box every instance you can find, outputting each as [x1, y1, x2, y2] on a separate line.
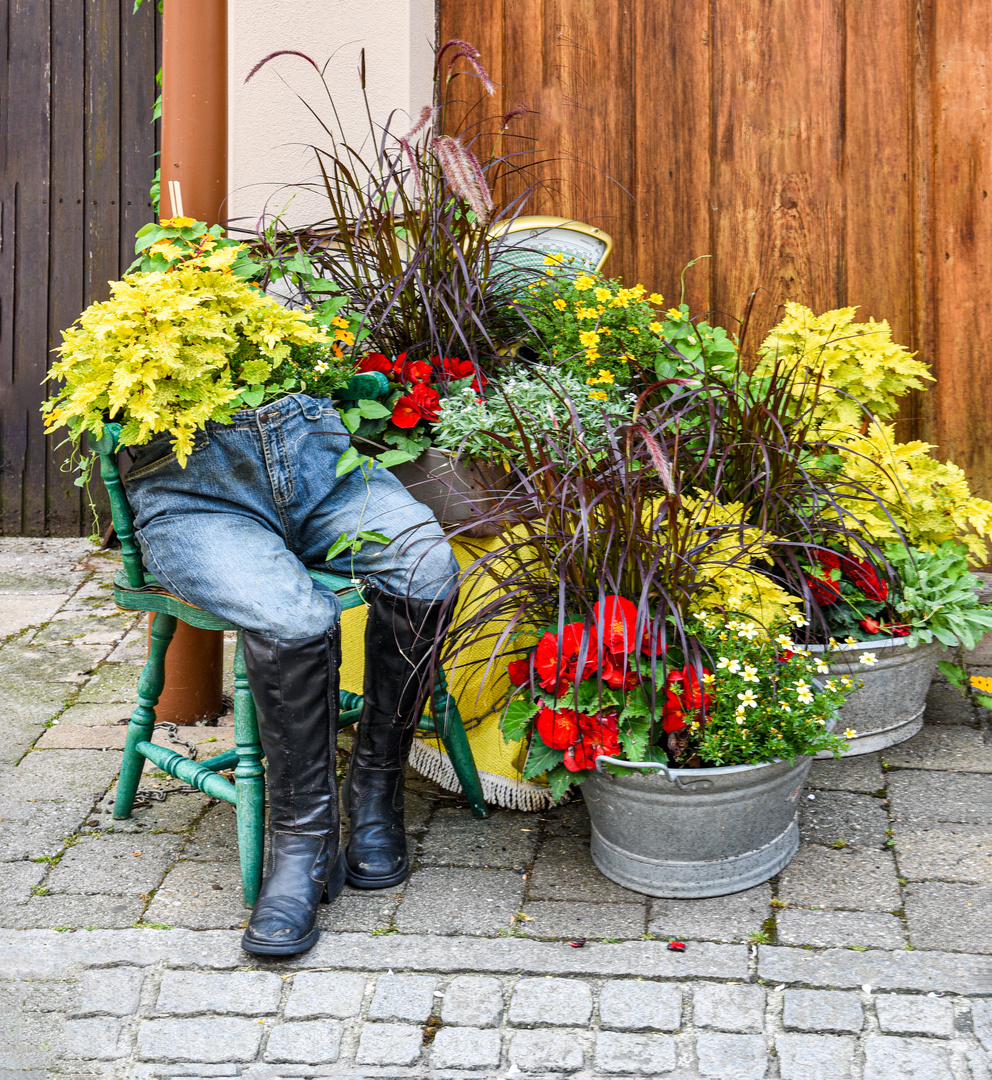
[741, 664, 760, 684]
[780, 703, 792, 713]
[814, 660, 830, 674]
[775, 634, 795, 650]
[788, 611, 808, 627]
[716, 656, 732, 669]
[859, 652, 878, 666]
[313, 360, 329, 374]
[844, 728, 857, 738]
[797, 689, 814, 704]
[737, 622, 760, 640]
[825, 679, 838, 691]
[737, 689, 758, 708]
[845, 636, 857, 645]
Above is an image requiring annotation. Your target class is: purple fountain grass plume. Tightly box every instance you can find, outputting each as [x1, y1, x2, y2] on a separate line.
[432, 135, 494, 221]
[397, 106, 435, 200]
[637, 425, 676, 495]
[435, 39, 496, 95]
[499, 103, 530, 132]
[244, 49, 322, 83]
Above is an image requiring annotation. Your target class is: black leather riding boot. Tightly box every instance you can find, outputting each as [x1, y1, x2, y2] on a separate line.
[240, 626, 345, 956]
[344, 587, 454, 889]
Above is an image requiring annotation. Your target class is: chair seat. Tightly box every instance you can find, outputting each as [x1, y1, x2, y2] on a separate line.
[112, 566, 366, 630]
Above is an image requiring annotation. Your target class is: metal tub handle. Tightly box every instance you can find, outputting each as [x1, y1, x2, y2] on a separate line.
[594, 755, 713, 791]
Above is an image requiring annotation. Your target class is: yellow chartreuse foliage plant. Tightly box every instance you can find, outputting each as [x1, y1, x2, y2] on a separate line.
[679, 494, 804, 627]
[43, 245, 321, 465]
[754, 302, 933, 429]
[829, 422, 992, 564]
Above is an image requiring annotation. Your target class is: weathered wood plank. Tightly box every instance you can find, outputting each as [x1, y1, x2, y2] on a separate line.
[46, 0, 87, 535]
[912, 0, 936, 447]
[633, 0, 711, 313]
[929, 0, 992, 496]
[710, 0, 846, 346]
[119, 0, 158, 269]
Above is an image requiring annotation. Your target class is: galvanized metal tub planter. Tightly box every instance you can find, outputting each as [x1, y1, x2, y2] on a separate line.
[807, 637, 942, 757]
[581, 753, 815, 898]
[391, 448, 511, 537]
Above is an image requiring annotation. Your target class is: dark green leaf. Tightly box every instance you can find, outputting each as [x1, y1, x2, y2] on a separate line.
[547, 763, 583, 801]
[357, 530, 391, 545]
[326, 532, 351, 560]
[522, 738, 564, 781]
[357, 399, 393, 420]
[501, 698, 539, 743]
[335, 446, 364, 477]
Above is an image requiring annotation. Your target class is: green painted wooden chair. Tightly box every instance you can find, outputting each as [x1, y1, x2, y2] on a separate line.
[94, 378, 487, 908]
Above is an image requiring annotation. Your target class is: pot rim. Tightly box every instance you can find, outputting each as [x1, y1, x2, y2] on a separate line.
[806, 636, 934, 653]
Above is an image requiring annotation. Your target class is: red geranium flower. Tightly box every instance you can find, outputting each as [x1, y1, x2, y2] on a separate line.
[563, 723, 621, 772]
[433, 355, 488, 393]
[411, 382, 440, 421]
[888, 623, 910, 637]
[842, 554, 888, 602]
[535, 706, 581, 750]
[391, 395, 425, 429]
[601, 651, 640, 690]
[859, 616, 882, 635]
[666, 666, 710, 711]
[807, 569, 841, 606]
[506, 658, 532, 686]
[662, 689, 686, 733]
[395, 356, 433, 384]
[358, 352, 392, 374]
[533, 623, 598, 693]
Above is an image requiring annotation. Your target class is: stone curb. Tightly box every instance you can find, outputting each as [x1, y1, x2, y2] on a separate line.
[4, 929, 992, 993]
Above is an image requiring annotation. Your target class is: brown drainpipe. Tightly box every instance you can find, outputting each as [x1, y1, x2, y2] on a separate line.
[150, 0, 228, 723]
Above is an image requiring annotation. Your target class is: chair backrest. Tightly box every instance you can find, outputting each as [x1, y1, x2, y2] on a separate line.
[488, 216, 613, 285]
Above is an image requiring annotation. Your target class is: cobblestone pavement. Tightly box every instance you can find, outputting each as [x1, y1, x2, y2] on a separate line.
[2, 538, 992, 1078]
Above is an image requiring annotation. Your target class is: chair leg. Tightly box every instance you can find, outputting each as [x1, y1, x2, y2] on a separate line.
[114, 612, 177, 819]
[233, 631, 265, 908]
[431, 670, 488, 820]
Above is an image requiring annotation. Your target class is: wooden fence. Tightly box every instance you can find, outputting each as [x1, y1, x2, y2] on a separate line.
[440, 0, 992, 497]
[0, 0, 160, 536]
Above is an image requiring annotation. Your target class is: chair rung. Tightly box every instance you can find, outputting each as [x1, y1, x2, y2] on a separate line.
[136, 741, 237, 804]
[201, 748, 240, 772]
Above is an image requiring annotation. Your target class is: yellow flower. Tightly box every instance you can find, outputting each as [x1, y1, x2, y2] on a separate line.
[649, 293, 663, 304]
[649, 321, 663, 333]
[586, 369, 615, 386]
[552, 298, 567, 311]
[330, 315, 350, 329]
[578, 330, 601, 348]
[334, 329, 355, 344]
[594, 287, 612, 303]
[576, 306, 599, 320]
[631, 284, 646, 297]
[971, 675, 992, 693]
[844, 728, 857, 738]
[574, 274, 595, 292]
[543, 252, 565, 266]
[667, 308, 683, 320]
[161, 216, 196, 229]
[626, 325, 640, 334]
[588, 390, 608, 401]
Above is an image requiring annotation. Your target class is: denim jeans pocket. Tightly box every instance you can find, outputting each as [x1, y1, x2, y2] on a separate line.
[124, 430, 210, 484]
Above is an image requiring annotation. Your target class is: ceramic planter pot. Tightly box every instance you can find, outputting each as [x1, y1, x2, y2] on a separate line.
[581, 751, 815, 898]
[808, 637, 942, 757]
[391, 448, 515, 537]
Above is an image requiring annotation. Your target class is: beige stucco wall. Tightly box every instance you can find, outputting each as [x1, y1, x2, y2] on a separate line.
[227, 0, 436, 230]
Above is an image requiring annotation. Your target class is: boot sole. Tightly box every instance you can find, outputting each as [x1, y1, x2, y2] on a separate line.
[345, 862, 410, 890]
[241, 853, 347, 956]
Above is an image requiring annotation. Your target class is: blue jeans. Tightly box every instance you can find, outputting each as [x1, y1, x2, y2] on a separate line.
[124, 394, 459, 638]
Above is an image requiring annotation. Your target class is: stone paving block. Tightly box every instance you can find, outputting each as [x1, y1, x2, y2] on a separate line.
[179, 802, 239, 862]
[440, 975, 504, 1027]
[263, 1020, 342, 1063]
[800, 790, 888, 847]
[863, 1035, 955, 1080]
[894, 822, 992, 883]
[539, 800, 592, 837]
[392, 867, 523, 935]
[782, 989, 863, 1033]
[353, 1023, 423, 1067]
[105, 628, 148, 664]
[648, 884, 771, 944]
[528, 837, 642, 902]
[693, 984, 765, 1033]
[284, 972, 367, 1019]
[367, 973, 436, 1023]
[0, 747, 121, 802]
[0, 595, 69, 638]
[0, 978, 76, 1014]
[520, 900, 645, 940]
[778, 846, 901, 911]
[430, 1027, 502, 1070]
[508, 976, 594, 1027]
[776, 909, 906, 948]
[93, 782, 209, 835]
[809, 753, 884, 793]
[0, 860, 46, 904]
[904, 882, 992, 953]
[316, 891, 400, 933]
[696, 1032, 769, 1079]
[74, 662, 145, 704]
[52, 703, 133, 727]
[594, 1031, 677, 1074]
[967, 1047, 992, 1080]
[925, 681, 977, 725]
[76, 968, 144, 1015]
[137, 1018, 264, 1063]
[888, 771, 992, 823]
[62, 1017, 122, 1060]
[0, 799, 94, 861]
[0, 894, 144, 929]
[142, 862, 247, 930]
[156, 971, 282, 1015]
[46, 832, 182, 895]
[416, 807, 538, 869]
[599, 979, 682, 1031]
[874, 993, 954, 1037]
[35, 726, 129, 750]
[0, 1009, 63, 1070]
[508, 1029, 584, 1073]
[776, 1033, 855, 1079]
[974, 1001, 992, 1056]
[884, 725, 992, 772]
